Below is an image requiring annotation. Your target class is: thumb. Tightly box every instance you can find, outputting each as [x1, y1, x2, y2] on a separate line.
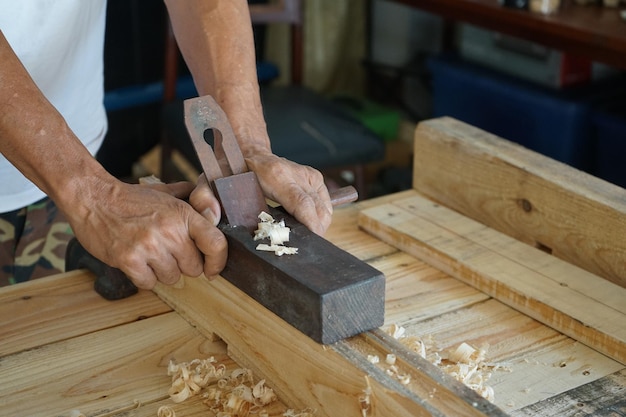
[189, 174, 222, 226]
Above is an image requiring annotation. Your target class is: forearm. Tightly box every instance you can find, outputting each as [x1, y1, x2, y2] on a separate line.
[0, 30, 113, 217]
[164, 0, 271, 159]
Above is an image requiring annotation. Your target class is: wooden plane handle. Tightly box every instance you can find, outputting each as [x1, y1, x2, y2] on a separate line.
[330, 185, 358, 207]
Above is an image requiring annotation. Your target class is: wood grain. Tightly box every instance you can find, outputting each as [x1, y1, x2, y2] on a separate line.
[412, 117, 626, 288]
[511, 369, 626, 417]
[153, 272, 500, 416]
[403, 297, 624, 411]
[0, 312, 225, 416]
[358, 192, 626, 365]
[0, 270, 171, 357]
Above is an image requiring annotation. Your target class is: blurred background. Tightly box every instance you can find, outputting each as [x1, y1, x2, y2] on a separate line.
[97, 0, 626, 199]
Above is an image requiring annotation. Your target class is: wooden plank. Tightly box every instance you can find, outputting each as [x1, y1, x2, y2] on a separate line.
[325, 195, 402, 261]
[358, 192, 626, 365]
[0, 312, 225, 416]
[129, 394, 298, 417]
[344, 329, 507, 417]
[153, 272, 501, 416]
[401, 298, 624, 412]
[0, 270, 171, 357]
[411, 117, 626, 288]
[510, 369, 626, 417]
[368, 251, 490, 326]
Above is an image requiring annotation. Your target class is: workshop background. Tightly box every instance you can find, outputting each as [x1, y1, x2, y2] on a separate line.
[97, 0, 626, 198]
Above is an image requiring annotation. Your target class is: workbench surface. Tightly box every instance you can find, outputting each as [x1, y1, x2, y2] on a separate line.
[0, 192, 623, 416]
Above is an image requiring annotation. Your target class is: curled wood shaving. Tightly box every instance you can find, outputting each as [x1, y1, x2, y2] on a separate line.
[157, 405, 176, 417]
[385, 324, 506, 403]
[167, 357, 226, 403]
[254, 211, 298, 255]
[164, 357, 313, 417]
[367, 354, 380, 364]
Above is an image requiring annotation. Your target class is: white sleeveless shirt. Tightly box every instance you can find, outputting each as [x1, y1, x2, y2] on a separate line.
[0, 0, 108, 212]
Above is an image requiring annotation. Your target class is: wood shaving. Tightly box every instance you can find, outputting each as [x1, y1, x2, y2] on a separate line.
[358, 376, 372, 417]
[254, 211, 298, 255]
[157, 405, 176, 417]
[385, 324, 509, 403]
[167, 357, 226, 403]
[367, 354, 380, 364]
[282, 409, 316, 417]
[256, 243, 299, 256]
[164, 357, 314, 417]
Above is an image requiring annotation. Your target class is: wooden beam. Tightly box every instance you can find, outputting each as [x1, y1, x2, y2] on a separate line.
[0, 270, 170, 357]
[513, 369, 626, 416]
[153, 271, 503, 416]
[0, 312, 227, 416]
[358, 191, 626, 365]
[411, 117, 626, 288]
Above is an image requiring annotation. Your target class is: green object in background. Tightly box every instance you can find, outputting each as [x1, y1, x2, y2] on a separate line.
[333, 95, 401, 142]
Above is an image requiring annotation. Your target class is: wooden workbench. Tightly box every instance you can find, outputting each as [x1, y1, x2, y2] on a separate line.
[1, 118, 625, 416]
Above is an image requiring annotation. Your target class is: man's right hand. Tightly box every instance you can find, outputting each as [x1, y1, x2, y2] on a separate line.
[67, 178, 227, 289]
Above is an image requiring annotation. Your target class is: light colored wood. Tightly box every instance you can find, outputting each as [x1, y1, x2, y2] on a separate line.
[402, 298, 624, 411]
[137, 145, 200, 182]
[510, 369, 626, 417]
[0, 312, 225, 417]
[412, 117, 626, 288]
[153, 273, 500, 416]
[324, 194, 401, 260]
[0, 270, 171, 357]
[369, 251, 490, 326]
[1, 190, 623, 415]
[358, 191, 626, 365]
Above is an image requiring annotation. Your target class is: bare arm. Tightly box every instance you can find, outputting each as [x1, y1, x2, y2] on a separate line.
[0, 30, 107, 211]
[0, 30, 226, 288]
[164, 0, 333, 235]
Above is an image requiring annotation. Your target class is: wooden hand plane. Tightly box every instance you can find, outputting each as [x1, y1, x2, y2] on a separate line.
[66, 95, 385, 344]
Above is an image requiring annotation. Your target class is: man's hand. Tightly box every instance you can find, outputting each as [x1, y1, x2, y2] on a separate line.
[69, 179, 227, 290]
[246, 152, 333, 236]
[188, 151, 332, 237]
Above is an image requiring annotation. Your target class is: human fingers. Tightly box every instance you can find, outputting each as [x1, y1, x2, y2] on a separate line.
[187, 209, 228, 279]
[109, 224, 199, 288]
[249, 154, 333, 235]
[189, 173, 222, 226]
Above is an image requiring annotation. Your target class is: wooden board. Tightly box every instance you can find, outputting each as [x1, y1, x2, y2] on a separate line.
[510, 369, 626, 417]
[0, 270, 171, 357]
[153, 199, 625, 415]
[153, 271, 503, 416]
[0, 312, 226, 416]
[411, 117, 626, 288]
[359, 191, 626, 365]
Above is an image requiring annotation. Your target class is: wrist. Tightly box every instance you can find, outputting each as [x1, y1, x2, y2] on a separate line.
[51, 156, 117, 225]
